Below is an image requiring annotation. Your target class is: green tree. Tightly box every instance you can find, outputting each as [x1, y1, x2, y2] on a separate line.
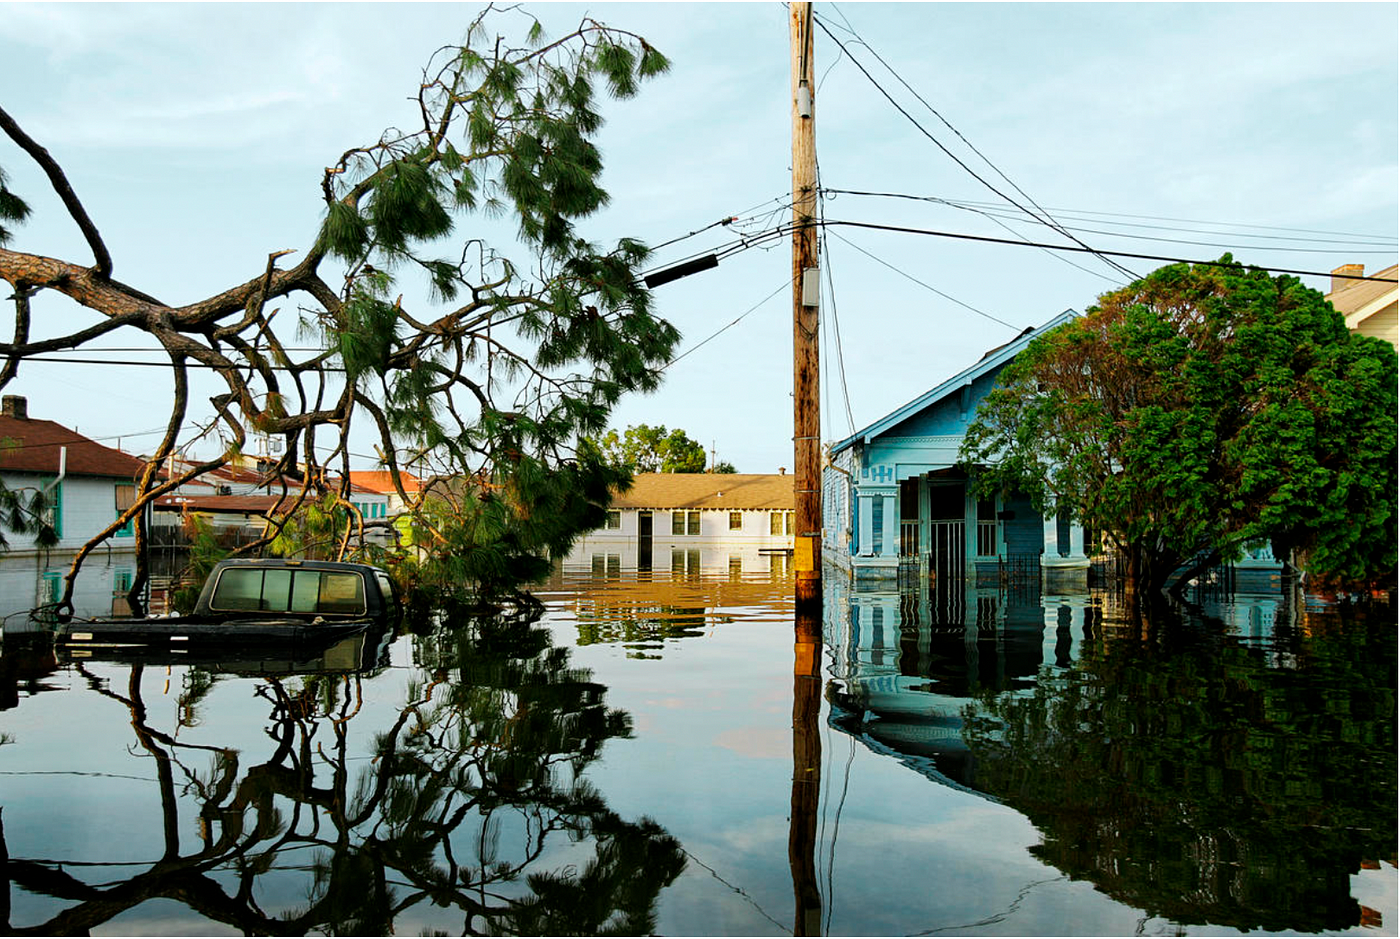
[0, 8, 676, 612]
[961, 257, 1398, 597]
[591, 423, 708, 473]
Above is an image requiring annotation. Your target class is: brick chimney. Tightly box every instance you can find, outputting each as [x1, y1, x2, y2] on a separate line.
[1331, 263, 1365, 295]
[1, 395, 28, 420]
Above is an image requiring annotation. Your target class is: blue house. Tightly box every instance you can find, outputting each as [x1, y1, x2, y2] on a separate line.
[823, 310, 1091, 591]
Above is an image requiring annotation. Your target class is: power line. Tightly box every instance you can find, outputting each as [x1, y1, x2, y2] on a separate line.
[810, 9, 1140, 282]
[818, 219, 1400, 282]
[825, 188, 1126, 286]
[823, 188, 1399, 250]
[661, 278, 792, 371]
[826, 229, 1020, 331]
[816, 167, 856, 433]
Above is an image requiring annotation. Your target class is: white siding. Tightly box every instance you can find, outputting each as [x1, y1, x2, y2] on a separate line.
[0, 472, 139, 553]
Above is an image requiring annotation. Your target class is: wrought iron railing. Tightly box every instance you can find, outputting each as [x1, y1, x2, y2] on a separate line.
[899, 520, 920, 557]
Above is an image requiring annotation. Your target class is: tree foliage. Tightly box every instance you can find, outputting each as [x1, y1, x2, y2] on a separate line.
[0, 6, 677, 613]
[961, 257, 1398, 595]
[590, 423, 709, 473]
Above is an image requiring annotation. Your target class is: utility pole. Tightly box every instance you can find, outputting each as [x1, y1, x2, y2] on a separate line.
[790, 1, 821, 612]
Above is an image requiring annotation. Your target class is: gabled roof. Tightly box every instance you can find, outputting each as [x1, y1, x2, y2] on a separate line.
[611, 473, 794, 511]
[1326, 263, 1398, 320]
[830, 309, 1078, 454]
[0, 414, 147, 480]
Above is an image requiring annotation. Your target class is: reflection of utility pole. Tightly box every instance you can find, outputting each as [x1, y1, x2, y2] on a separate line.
[790, 1, 822, 612]
[790, 607, 823, 935]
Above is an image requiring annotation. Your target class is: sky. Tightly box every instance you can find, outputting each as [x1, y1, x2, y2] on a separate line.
[1, 2, 1396, 474]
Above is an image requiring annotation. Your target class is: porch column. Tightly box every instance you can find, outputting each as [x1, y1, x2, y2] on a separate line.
[857, 493, 874, 556]
[881, 491, 897, 558]
[1043, 515, 1061, 558]
[964, 487, 977, 561]
[1068, 522, 1087, 559]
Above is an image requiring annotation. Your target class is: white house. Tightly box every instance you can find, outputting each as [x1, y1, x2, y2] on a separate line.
[0, 395, 149, 624]
[565, 473, 795, 576]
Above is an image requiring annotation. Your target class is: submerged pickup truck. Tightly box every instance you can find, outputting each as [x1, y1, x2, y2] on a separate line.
[56, 558, 401, 651]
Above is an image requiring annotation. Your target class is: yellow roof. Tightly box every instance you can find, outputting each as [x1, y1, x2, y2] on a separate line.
[612, 473, 794, 510]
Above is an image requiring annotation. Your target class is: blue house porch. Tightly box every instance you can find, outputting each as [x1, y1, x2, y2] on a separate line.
[823, 311, 1093, 592]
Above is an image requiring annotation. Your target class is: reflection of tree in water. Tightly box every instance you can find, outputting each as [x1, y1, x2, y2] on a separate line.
[4, 604, 685, 935]
[962, 606, 1396, 933]
[574, 604, 709, 651]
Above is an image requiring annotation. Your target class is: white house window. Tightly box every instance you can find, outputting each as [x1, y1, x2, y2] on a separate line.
[728, 511, 743, 531]
[605, 510, 622, 530]
[672, 510, 700, 536]
[770, 511, 794, 536]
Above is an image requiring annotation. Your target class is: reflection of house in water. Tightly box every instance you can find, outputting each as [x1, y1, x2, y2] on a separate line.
[825, 580, 1308, 801]
[824, 579, 1099, 798]
[541, 564, 793, 654]
[565, 473, 795, 578]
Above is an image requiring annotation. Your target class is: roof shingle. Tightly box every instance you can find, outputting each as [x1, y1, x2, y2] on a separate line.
[0, 415, 147, 479]
[610, 474, 793, 511]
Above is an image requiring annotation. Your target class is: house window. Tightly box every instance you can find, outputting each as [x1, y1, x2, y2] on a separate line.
[39, 572, 61, 605]
[770, 511, 795, 536]
[605, 510, 622, 530]
[115, 483, 135, 537]
[728, 511, 743, 531]
[672, 510, 700, 536]
[41, 480, 63, 540]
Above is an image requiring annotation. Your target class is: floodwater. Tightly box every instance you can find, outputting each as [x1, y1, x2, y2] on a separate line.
[0, 560, 1394, 936]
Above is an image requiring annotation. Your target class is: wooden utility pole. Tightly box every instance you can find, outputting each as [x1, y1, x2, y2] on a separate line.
[790, 1, 821, 611]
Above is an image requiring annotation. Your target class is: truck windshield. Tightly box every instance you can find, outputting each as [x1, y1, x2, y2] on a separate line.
[210, 568, 366, 616]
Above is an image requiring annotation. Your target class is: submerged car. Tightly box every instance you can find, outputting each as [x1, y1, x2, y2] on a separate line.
[55, 558, 400, 651]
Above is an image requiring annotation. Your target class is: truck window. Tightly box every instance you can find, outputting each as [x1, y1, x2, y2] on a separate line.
[318, 573, 365, 615]
[211, 569, 264, 611]
[212, 567, 366, 616]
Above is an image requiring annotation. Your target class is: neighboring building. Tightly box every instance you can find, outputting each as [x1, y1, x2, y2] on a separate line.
[566, 473, 795, 576]
[347, 469, 426, 517]
[1326, 262, 1398, 349]
[824, 312, 1093, 592]
[0, 395, 148, 623]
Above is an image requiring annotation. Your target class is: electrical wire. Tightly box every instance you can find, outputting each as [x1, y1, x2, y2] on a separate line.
[817, 219, 1400, 282]
[825, 188, 1127, 287]
[660, 277, 793, 371]
[823, 188, 1399, 255]
[825, 228, 1021, 331]
[815, 182, 858, 433]
[810, 10, 1140, 283]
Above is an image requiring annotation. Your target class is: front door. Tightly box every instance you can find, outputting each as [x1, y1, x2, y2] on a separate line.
[928, 483, 966, 584]
[637, 511, 653, 572]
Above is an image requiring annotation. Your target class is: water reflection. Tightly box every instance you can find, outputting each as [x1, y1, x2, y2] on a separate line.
[826, 578, 1396, 933]
[538, 562, 794, 657]
[2, 604, 684, 934]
